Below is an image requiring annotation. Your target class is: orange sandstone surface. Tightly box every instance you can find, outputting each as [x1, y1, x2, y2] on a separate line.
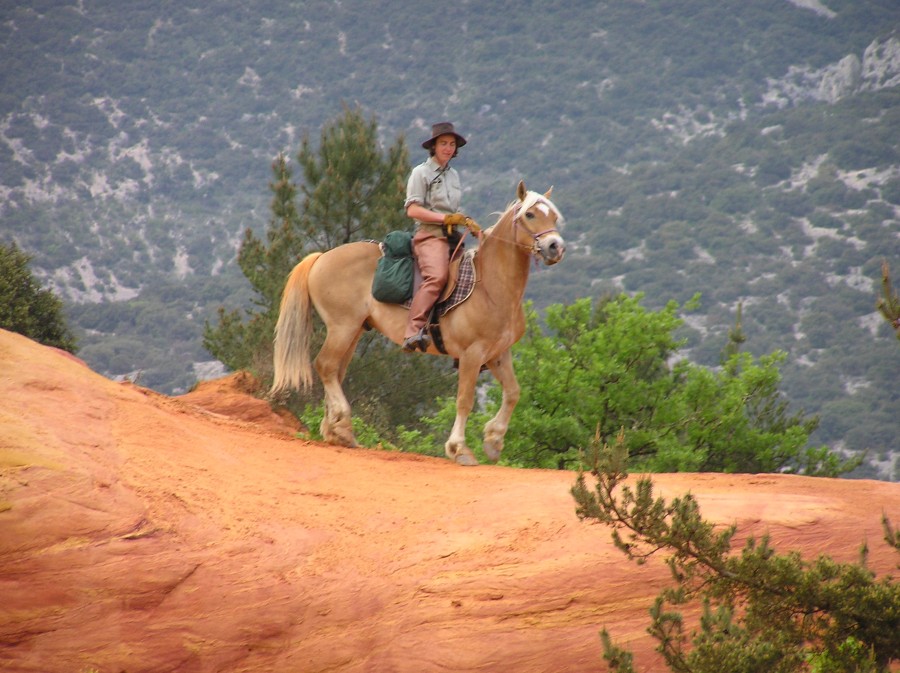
[0, 328, 897, 673]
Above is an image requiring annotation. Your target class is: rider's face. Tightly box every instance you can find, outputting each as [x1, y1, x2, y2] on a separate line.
[433, 135, 457, 165]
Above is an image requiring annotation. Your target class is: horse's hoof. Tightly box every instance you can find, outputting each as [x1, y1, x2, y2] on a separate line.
[482, 432, 505, 462]
[483, 442, 501, 463]
[324, 430, 358, 448]
[455, 452, 479, 467]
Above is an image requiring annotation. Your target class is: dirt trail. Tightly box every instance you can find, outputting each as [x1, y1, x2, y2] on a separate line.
[1, 329, 897, 673]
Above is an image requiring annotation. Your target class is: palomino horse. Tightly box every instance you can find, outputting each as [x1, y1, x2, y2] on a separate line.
[271, 180, 566, 465]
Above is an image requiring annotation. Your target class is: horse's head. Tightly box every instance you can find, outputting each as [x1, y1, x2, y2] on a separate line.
[510, 180, 566, 265]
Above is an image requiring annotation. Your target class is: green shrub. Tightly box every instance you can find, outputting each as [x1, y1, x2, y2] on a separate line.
[0, 241, 77, 352]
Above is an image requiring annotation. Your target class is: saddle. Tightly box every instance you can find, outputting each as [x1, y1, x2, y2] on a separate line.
[372, 233, 476, 315]
[421, 247, 477, 356]
[370, 233, 479, 357]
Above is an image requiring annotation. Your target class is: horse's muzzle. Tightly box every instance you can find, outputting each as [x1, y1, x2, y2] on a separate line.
[539, 235, 566, 265]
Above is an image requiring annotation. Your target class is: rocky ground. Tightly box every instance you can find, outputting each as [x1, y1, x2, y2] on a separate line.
[1, 328, 897, 673]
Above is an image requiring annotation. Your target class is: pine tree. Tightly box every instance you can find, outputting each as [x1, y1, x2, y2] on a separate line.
[203, 153, 303, 374]
[297, 103, 409, 249]
[239, 153, 304, 310]
[720, 301, 746, 363]
[204, 106, 409, 374]
[470, 294, 854, 475]
[572, 434, 900, 673]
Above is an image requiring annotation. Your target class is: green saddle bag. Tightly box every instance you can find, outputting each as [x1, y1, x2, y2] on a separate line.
[372, 231, 414, 304]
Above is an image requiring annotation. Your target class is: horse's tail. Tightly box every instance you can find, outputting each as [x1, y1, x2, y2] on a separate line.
[271, 252, 323, 395]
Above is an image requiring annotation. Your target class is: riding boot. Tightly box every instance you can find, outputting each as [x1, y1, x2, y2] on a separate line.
[401, 328, 432, 353]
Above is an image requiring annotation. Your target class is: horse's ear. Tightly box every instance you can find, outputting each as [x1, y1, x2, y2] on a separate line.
[544, 186, 553, 199]
[517, 180, 527, 201]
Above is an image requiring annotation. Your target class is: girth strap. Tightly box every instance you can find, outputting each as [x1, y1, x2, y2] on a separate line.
[426, 316, 448, 355]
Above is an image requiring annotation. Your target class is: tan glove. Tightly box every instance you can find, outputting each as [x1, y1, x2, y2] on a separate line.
[442, 212, 468, 235]
[463, 216, 481, 235]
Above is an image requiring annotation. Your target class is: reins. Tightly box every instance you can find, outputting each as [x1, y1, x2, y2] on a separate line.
[451, 228, 475, 260]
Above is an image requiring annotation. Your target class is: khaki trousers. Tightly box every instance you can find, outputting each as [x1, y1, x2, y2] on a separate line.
[405, 228, 450, 338]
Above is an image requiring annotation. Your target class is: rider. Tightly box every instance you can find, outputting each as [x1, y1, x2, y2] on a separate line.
[402, 121, 480, 353]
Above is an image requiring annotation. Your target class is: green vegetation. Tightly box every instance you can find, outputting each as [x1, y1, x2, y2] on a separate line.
[408, 294, 857, 476]
[67, 273, 251, 393]
[572, 435, 900, 672]
[0, 241, 77, 352]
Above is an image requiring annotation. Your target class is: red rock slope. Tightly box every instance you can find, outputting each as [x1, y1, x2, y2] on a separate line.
[0, 328, 897, 673]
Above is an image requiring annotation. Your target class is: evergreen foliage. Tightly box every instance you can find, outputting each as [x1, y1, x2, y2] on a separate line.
[0, 241, 77, 353]
[204, 106, 407, 375]
[203, 153, 303, 375]
[470, 294, 855, 475]
[296, 104, 410, 248]
[721, 301, 747, 363]
[572, 435, 900, 673]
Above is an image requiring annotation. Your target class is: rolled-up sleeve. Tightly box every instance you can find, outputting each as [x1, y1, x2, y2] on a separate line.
[404, 164, 428, 209]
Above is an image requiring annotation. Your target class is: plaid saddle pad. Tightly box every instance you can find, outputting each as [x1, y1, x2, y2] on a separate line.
[399, 248, 476, 317]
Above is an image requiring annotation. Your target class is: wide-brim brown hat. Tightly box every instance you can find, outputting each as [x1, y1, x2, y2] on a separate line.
[422, 121, 467, 150]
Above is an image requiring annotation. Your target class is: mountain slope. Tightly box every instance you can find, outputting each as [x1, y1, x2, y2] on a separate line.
[1, 1, 899, 475]
[1, 328, 898, 672]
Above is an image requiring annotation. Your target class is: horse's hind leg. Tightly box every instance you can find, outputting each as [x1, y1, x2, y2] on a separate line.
[482, 350, 520, 463]
[315, 325, 363, 447]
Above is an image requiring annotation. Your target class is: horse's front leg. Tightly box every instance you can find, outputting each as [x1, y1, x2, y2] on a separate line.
[445, 355, 483, 466]
[482, 350, 520, 463]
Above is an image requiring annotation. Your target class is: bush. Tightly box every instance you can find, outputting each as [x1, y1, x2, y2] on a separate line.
[881, 178, 900, 205]
[454, 294, 853, 475]
[755, 155, 792, 186]
[0, 241, 77, 352]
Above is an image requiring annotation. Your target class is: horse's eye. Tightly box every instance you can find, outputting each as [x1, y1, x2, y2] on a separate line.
[525, 211, 535, 219]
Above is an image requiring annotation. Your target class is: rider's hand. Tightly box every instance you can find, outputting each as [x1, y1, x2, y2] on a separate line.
[443, 212, 467, 228]
[463, 217, 481, 235]
[442, 212, 467, 236]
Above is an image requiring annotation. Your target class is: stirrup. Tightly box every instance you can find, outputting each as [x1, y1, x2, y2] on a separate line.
[401, 331, 431, 353]
[416, 331, 432, 351]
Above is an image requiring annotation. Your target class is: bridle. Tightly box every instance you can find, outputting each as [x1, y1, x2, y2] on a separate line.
[511, 202, 561, 257]
[461, 197, 564, 271]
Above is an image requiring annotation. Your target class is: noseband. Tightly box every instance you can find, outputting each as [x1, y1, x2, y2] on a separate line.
[513, 203, 561, 257]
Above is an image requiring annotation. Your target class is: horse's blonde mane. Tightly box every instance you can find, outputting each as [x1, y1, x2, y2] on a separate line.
[490, 190, 565, 230]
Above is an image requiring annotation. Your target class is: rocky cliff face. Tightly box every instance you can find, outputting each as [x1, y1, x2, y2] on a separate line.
[764, 36, 900, 106]
[0, 328, 897, 673]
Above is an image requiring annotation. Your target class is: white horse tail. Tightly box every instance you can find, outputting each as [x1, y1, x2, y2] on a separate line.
[271, 252, 323, 394]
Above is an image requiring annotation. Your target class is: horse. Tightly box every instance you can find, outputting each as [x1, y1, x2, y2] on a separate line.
[271, 180, 566, 465]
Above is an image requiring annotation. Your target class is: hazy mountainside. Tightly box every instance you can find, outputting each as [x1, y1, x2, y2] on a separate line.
[2, 0, 899, 478]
